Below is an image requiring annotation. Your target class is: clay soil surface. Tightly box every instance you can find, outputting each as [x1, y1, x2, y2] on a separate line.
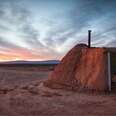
[0, 65, 116, 116]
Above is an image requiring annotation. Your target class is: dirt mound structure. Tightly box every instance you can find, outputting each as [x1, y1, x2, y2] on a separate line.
[44, 44, 108, 91]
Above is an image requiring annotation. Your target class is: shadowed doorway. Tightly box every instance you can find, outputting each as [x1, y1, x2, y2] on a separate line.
[110, 52, 116, 90]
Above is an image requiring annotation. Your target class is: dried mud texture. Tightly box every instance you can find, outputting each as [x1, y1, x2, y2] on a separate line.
[0, 80, 116, 116]
[44, 44, 108, 91]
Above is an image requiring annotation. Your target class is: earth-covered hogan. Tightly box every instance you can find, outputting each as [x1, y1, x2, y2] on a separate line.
[44, 44, 116, 92]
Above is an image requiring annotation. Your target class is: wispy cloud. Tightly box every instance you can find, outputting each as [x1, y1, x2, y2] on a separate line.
[0, 0, 116, 61]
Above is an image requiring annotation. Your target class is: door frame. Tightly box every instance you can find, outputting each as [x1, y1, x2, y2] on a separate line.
[107, 52, 111, 91]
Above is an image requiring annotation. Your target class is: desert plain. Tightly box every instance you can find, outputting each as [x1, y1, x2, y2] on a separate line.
[0, 64, 116, 116]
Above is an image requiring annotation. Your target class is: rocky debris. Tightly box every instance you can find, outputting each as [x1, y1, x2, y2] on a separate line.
[0, 80, 63, 97]
[37, 83, 62, 97]
[0, 85, 17, 94]
[41, 91, 62, 97]
[17, 81, 43, 95]
[26, 85, 39, 95]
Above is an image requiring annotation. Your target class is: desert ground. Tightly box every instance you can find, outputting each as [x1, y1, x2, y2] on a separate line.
[0, 65, 116, 116]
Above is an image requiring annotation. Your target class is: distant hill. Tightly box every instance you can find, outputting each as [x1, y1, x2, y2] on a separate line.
[0, 60, 60, 65]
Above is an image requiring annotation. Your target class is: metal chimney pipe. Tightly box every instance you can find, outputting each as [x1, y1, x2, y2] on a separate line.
[88, 30, 91, 48]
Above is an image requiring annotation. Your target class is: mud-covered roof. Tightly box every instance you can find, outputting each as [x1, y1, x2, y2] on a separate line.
[106, 48, 116, 53]
[87, 46, 116, 53]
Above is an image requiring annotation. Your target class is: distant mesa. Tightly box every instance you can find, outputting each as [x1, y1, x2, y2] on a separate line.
[0, 60, 60, 65]
[44, 43, 108, 92]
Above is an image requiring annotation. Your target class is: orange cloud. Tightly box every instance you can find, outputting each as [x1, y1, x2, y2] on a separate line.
[0, 48, 61, 62]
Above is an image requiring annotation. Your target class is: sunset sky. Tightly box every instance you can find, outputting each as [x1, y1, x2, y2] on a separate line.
[0, 0, 116, 61]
